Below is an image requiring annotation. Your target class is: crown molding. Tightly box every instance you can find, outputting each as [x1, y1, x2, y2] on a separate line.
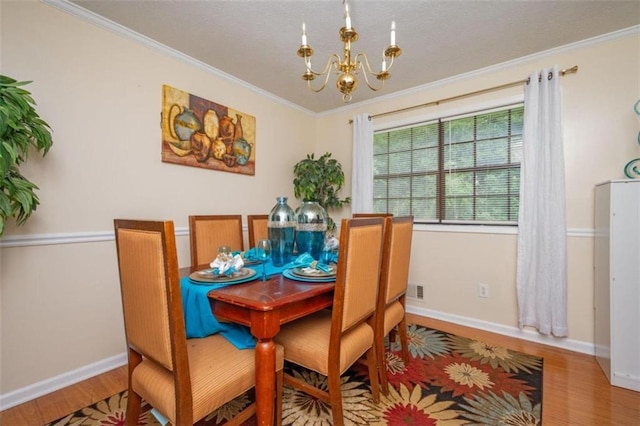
[39, 1, 639, 120]
[41, 0, 315, 117]
[321, 25, 640, 118]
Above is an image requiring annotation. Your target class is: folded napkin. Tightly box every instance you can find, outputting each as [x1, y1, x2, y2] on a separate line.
[283, 252, 333, 273]
[210, 253, 244, 277]
[321, 236, 340, 264]
[180, 276, 256, 349]
[324, 236, 339, 251]
[233, 248, 259, 262]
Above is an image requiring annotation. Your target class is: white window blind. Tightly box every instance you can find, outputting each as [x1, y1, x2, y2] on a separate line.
[373, 104, 523, 224]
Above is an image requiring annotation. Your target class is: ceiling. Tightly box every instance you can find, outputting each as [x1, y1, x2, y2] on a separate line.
[66, 0, 639, 114]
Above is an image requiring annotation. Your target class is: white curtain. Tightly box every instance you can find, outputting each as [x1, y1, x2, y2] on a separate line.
[516, 65, 568, 337]
[351, 113, 373, 213]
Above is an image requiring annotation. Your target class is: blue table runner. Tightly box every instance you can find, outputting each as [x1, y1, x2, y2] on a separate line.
[180, 254, 336, 349]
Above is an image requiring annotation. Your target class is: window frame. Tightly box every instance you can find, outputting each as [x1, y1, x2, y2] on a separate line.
[372, 94, 524, 229]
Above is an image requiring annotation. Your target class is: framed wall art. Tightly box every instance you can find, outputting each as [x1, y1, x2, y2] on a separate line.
[161, 84, 256, 175]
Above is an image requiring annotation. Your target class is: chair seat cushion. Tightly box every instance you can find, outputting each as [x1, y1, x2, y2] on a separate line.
[275, 309, 373, 376]
[384, 300, 405, 336]
[132, 334, 283, 424]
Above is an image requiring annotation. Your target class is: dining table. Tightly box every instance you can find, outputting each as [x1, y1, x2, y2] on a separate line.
[179, 261, 335, 426]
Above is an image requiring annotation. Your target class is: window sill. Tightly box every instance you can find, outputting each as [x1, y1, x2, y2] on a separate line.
[413, 223, 594, 238]
[414, 223, 517, 235]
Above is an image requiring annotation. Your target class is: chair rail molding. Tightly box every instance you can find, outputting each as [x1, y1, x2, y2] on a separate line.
[0, 227, 189, 248]
[0, 226, 593, 248]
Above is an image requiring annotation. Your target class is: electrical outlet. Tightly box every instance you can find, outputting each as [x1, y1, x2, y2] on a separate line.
[478, 283, 490, 298]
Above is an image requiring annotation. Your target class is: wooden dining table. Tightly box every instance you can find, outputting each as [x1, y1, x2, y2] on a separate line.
[180, 265, 335, 426]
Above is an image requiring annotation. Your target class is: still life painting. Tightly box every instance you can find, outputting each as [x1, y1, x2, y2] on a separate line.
[161, 84, 256, 175]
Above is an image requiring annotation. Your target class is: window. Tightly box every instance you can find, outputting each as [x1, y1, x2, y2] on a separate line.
[373, 104, 523, 224]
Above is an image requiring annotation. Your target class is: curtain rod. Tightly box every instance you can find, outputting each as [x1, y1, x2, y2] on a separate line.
[349, 65, 578, 123]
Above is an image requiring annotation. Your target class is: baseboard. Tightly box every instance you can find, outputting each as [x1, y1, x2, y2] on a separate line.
[0, 308, 595, 411]
[406, 305, 595, 356]
[0, 353, 127, 411]
[612, 372, 640, 392]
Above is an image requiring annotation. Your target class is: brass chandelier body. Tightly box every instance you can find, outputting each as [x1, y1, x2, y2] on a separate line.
[297, 1, 401, 102]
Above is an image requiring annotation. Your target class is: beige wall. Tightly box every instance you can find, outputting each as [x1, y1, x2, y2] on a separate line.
[1, 0, 639, 407]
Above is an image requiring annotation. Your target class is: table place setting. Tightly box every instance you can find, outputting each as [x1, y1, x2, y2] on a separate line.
[189, 247, 257, 285]
[281, 253, 337, 282]
[180, 242, 339, 349]
[181, 247, 260, 348]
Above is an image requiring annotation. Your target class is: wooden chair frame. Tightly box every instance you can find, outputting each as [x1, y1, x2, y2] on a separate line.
[375, 216, 414, 394]
[352, 213, 393, 218]
[247, 214, 269, 249]
[114, 219, 282, 425]
[278, 217, 384, 425]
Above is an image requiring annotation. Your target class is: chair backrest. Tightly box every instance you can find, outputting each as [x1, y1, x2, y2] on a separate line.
[352, 213, 393, 218]
[247, 214, 269, 248]
[379, 216, 414, 306]
[189, 215, 244, 267]
[114, 219, 188, 375]
[332, 217, 385, 335]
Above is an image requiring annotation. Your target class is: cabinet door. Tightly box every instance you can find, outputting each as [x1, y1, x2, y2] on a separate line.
[595, 180, 640, 392]
[609, 182, 640, 391]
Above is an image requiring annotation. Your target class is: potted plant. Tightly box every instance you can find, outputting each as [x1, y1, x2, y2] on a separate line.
[293, 152, 351, 232]
[0, 75, 53, 236]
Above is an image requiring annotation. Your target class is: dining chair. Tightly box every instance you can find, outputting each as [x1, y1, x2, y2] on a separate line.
[114, 219, 283, 425]
[352, 213, 393, 218]
[247, 214, 269, 248]
[275, 217, 384, 425]
[189, 215, 244, 267]
[375, 215, 414, 395]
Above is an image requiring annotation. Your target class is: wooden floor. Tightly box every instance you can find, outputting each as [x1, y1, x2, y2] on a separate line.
[1, 314, 639, 425]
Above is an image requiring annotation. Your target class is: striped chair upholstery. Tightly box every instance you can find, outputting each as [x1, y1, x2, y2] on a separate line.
[247, 214, 269, 249]
[189, 215, 244, 267]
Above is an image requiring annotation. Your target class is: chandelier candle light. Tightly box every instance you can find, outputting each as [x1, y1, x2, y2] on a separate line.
[297, 0, 401, 102]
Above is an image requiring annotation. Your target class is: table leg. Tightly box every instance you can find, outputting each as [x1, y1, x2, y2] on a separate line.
[255, 338, 276, 425]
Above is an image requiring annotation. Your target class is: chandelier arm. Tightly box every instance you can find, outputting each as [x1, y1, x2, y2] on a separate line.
[359, 65, 386, 91]
[354, 52, 379, 76]
[306, 73, 332, 93]
[305, 56, 341, 93]
[304, 53, 341, 77]
[384, 54, 398, 72]
[354, 55, 386, 91]
[355, 52, 397, 76]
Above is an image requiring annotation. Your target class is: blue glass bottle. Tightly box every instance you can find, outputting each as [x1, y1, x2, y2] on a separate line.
[295, 201, 328, 260]
[267, 197, 296, 266]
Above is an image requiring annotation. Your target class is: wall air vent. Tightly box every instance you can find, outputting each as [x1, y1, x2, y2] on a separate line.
[407, 283, 424, 300]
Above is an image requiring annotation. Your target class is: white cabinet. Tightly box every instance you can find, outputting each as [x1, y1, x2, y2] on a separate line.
[594, 180, 640, 392]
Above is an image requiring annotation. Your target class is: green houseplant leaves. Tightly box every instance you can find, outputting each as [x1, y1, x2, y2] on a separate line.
[293, 152, 351, 231]
[0, 75, 53, 236]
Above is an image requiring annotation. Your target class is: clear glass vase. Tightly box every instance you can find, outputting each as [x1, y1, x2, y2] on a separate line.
[295, 201, 328, 260]
[267, 197, 296, 266]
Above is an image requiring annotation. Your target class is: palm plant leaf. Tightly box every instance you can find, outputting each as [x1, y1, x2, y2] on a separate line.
[0, 75, 52, 236]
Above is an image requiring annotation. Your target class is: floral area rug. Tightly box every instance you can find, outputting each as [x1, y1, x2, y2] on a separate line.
[46, 324, 543, 425]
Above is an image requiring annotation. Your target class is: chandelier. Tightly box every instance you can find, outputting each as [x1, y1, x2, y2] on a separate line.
[297, 0, 401, 102]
